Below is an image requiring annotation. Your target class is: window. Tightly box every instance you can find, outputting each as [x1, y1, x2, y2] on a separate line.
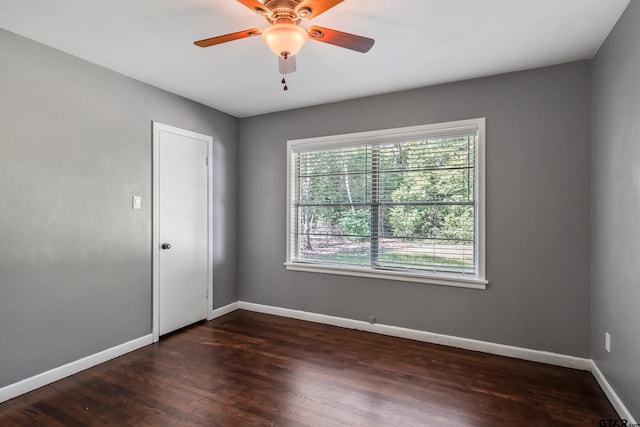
[286, 118, 486, 289]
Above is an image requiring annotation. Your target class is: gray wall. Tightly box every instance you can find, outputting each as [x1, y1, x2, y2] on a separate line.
[8, 8, 634, 407]
[591, 0, 640, 419]
[0, 29, 238, 388]
[239, 62, 592, 357]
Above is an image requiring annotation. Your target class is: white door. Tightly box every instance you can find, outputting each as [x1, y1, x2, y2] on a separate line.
[153, 122, 211, 338]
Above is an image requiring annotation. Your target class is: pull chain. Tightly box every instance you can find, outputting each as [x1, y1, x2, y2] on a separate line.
[281, 52, 289, 91]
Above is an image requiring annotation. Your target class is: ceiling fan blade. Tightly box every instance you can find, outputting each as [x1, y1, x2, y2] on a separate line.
[236, 0, 272, 17]
[194, 28, 262, 48]
[279, 55, 297, 74]
[307, 26, 374, 53]
[295, 0, 344, 20]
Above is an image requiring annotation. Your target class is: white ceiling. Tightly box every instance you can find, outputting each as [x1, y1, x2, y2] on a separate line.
[0, 0, 630, 118]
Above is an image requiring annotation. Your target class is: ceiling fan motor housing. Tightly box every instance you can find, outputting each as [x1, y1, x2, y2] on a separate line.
[263, 0, 308, 23]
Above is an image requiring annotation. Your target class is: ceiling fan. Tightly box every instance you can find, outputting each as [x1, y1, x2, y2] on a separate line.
[194, 0, 375, 90]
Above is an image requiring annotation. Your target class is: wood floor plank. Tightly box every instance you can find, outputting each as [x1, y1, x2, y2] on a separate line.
[0, 310, 618, 426]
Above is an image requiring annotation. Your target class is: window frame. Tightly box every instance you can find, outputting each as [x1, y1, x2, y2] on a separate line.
[285, 118, 487, 290]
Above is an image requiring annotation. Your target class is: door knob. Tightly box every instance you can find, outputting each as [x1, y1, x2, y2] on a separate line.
[161, 243, 171, 250]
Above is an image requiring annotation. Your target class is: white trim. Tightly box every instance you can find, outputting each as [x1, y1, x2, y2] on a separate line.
[285, 141, 292, 265]
[152, 122, 160, 342]
[237, 302, 590, 370]
[476, 118, 487, 282]
[206, 138, 215, 322]
[208, 301, 240, 320]
[288, 121, 482, 152]
[285, 118, 487, 289]
[239, 300, 635, 418]
[4, 304, 634, 422]
[0, 334, 152, 404]
[591, 361, 637, 423]
[236, 301, 640, 417]
[152, 122, 214, 342]
[284, 262, 487, 289]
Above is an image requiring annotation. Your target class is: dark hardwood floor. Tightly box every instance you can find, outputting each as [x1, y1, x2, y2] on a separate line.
[0, 310, 617, 426]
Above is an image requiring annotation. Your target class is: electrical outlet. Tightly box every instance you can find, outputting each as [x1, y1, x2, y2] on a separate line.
[368, 315, 376, 324]
[605, 332, 611, 353]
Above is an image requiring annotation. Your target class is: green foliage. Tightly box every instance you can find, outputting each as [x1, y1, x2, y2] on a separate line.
[294, 135, 476, 265]
[339, 209, 370, 240]
[441, 205, 474, 241]
[385, 137, 474, 241]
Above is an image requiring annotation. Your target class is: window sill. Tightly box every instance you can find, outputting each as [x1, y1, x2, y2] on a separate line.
[284, 262, 488, 290]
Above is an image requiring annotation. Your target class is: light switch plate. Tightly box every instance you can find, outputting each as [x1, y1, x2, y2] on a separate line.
[132, 196, 142, 210]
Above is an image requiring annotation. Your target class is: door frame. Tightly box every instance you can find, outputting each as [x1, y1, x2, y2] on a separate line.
[152, 121, 214, 342]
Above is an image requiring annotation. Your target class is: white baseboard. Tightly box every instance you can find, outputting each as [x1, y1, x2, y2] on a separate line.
[236, 302, 640, 419]
[3, 302, 634, 423]
[237, 301, 592, 370]
[591, 361, 636, 423]
[1, 301, 239, 405]
[209, 301, 240, 320]
[0, 334, 153, 404]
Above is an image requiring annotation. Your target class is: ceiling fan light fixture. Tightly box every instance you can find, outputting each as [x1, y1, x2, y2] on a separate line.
[262, 23, 309, 57]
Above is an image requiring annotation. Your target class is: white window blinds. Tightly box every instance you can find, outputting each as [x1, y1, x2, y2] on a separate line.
[287, 119, 485, 285]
